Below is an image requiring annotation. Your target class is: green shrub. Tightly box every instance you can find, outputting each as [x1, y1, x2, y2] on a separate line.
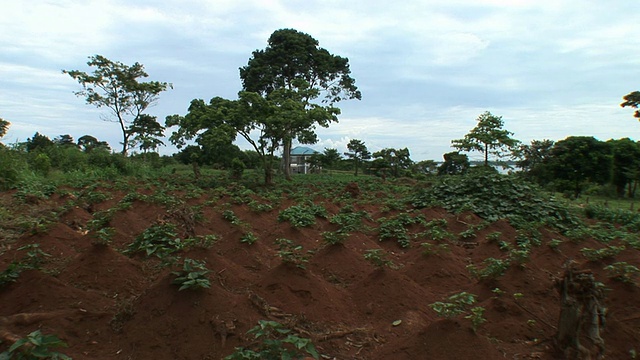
[604, 262, 639, 284]
[172, 258, 211, 291]
[429, 292, 477, 318]
[225, 320, 319, 360]
[1, 329, 71, 360]
[277, 203, 327, 228]
[364, 249, 395, 268]
[580, 245, 625, 261]
[125, 222, 183, 259]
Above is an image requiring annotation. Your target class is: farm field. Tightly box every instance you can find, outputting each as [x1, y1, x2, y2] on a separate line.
[1, 172, 639, 359]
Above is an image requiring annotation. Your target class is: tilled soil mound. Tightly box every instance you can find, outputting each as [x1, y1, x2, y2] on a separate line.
[1, 186, 639, 359]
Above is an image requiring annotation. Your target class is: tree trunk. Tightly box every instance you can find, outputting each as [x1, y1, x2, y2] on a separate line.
[283, 138, 292, 181]
[192, 161, 200, 180]
[354, 158, 359, 176]
[555, 264, 606, 360]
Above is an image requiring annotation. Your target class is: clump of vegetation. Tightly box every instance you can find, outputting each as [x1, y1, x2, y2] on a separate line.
[277, 202, 328, 228]
[125, 222, 183, 260]
[377, 212, 423, 248]
[411, 172, 580, 231]
[172, 258, 211, 291]
[1, 329, 72, 359]
[580, 245, 625, 262]
[225, 320, 319, 360]
[467, 257, 510, 280]
[604, 262, 639, 284]
[429, 291, 478, 318]
[275, 239, 310, 268]
[364, 249, 395, 268]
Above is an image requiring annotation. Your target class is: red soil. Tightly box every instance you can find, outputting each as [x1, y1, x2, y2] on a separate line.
[1, 187, 639, 359]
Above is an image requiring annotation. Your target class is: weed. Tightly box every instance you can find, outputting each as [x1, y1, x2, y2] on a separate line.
[465, 306, 487, 332]
[278, 203, 328, 228]
[18, 243, 50, 269]
[486, 231, 502, 242]
[322, 231, 349, 245]
[222, 209, 242, 225]
[580, 245, 626, 261]
[420, 242, 450, 256]
[91, 226, 115, 245]
[0, 262, 22, 288]
[548, 238, 563, 250]
[467, 257, 510, 280]
[364, 249, 395, 268]
[604, 262, 639, 284]
[378, 212, 422, 248]
[241, 232, 258, 245]
[429, 291, 477, 318]
[172, 258, 211, 291]
[1, 329, 71, 360]
[225, 320, 319, 360]
[275, 239, 309, 269]
[125, 222, 183, 259]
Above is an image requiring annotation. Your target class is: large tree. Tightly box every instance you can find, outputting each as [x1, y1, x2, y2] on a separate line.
[64, 55, 171, 155]
[129, 114, 165, 153]
[370, 147, 412, 178]
[545, 136, 612, 198]
[513, 139, 555, 182]
[452, 111, 519, 167]
[608, 138, 640, 197]
[167, 92, 284, 184]
[240, 29, 361, 180]
[438, 151, 469, 175]
[344, 139, 370, 176]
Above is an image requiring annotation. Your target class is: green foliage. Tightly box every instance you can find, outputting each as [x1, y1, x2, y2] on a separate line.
[429, 292, 478, 318]
[0, 262, 22, 288]
[171, 258, 211, 291]
[420, 242, 450, 256]
[277, 203, 327, 228]
[411, 172, 580, 231]
[0, 329, 71, 360]
[377, 212, 422, 248]
[584, 204, 640, 232]
[604, 262, 639, 284]
[345, 139, 371, 176]
[225, 320, 319, 360]
[241, 232, 258, 245]
[451, 111, 519, 166]
[125, 222, 183, 259]
[465, 307, 487, 332]
[580, 245, 626, 261]
[363, 249, 395, 268]
[222, 209, 243, 225]
[438, 151, 469, 175]
[18, 244, 50, 270]
[275, 239, 309, 268]
[321, 231, 348, 245]
[467, 257, 510, 280]
[64, 55, 171, 155]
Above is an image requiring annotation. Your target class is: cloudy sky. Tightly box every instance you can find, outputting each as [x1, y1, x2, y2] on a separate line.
[2, 1, 640, 161]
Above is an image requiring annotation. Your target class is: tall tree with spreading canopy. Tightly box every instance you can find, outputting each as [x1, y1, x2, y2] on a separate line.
[240, 28, 361, 180]
[345, 139, 370, 176]
[452, 111, 519, 167]
[63, 55, 171, 155]
[371, 148, 412, 178]
[166, 92, 285, 184]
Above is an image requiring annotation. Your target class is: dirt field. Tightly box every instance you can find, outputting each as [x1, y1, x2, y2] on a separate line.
[1, 180, 639, 359]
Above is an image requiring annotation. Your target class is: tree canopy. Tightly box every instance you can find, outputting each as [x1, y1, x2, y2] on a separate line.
[240, 28, 361, 180]
[63, 55, 171, 155]
[452, 111, 519, 167]
[0, 118, 9, 139]
[345, 139, 370, 176]
[621, 91, 640, 119]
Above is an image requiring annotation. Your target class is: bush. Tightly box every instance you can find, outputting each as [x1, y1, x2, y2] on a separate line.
[225, 320, 319, 360]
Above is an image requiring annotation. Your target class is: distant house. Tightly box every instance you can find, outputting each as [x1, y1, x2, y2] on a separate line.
[290, 146, 319, 174]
